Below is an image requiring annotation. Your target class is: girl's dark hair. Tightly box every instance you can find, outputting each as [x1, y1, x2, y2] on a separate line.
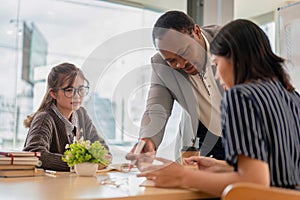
[152, 10, 195, 46]
[210, 19, 294, 92]
[24, 63, 89, 128]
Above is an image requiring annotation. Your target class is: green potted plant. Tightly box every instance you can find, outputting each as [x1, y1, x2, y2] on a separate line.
[62, 138, 110, 176]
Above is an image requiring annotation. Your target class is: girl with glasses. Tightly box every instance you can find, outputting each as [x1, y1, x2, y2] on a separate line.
[23, 62, 111, 171]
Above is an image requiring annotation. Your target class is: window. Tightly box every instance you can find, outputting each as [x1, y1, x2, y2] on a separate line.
[0, 0, 182, 162]
[260, 22, 275, 52]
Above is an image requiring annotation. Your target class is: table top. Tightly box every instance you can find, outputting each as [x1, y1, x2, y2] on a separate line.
[0, 171, 216, 200]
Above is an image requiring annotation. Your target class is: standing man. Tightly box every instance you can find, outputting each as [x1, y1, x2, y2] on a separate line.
[128, 10, 224, 161]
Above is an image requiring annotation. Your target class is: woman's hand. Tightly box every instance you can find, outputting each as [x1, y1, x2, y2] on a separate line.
[137, 157, 186, 188]
[183, 156, 233, 172]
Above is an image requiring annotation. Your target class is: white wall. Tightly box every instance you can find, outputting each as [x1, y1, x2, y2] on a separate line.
[107, 0, 187, 11]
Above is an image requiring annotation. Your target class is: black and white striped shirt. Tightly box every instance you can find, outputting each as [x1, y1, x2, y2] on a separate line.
[221, 80, 300, 188]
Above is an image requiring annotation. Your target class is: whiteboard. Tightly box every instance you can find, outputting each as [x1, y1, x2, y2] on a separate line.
[277, 2, 300, 91]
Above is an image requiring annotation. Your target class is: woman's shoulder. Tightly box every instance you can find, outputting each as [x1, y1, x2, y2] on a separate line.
[32, 110, 55, 125]
[225, 80, 281, 104]
[76, 106, 88, 114]
[228, 81, 264, 94]
[34, 110, 51, 119]
[75, 107, 90, 119]
[224, 82, 258, 103]
[75, 107, 94, 127]
[26, 110, 56, 131]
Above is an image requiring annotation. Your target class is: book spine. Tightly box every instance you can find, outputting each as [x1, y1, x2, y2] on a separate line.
[0, 152, 41, 157]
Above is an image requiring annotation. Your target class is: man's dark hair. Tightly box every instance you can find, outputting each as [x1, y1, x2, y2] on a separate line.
[152, 10, 195, 45]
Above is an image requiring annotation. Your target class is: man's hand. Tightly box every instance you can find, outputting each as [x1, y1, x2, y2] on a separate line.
[125, 138, 156, 163]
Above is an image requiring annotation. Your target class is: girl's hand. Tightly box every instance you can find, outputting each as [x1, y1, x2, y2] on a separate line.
[98, 164, 107, 170]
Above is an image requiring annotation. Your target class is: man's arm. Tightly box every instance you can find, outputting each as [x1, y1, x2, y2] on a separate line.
[139, 54, 175, 149]
[140, 53, 201, 150]
[126, 55, 175, 161]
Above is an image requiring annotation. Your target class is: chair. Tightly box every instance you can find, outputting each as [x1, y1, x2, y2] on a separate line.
[221, 182, 300, 200]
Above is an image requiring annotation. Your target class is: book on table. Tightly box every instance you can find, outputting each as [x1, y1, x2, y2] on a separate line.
[0, 150, 41, 157]
[0, 150, 41, 166]
[0, 168, 44, 178]
[0, 155, 41, 166]
[0, 150, 44, 178]
[0, 164, 36, 170]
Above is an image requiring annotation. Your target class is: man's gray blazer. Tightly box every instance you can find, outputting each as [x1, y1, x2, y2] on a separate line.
[139, 25, 223, 159]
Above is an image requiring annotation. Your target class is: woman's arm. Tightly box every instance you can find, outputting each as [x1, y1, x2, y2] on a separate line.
[138, 155, 270, 196]
[23, 112, 70, 171]
[183, 155, 269, 195]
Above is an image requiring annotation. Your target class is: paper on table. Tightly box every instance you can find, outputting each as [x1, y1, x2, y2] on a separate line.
[140, 179, 155, 187]
[97, 163, 138, 173]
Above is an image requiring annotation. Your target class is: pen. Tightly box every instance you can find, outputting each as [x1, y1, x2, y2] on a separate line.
[45, 169, 57, 175]
[129, 138, 146, 171]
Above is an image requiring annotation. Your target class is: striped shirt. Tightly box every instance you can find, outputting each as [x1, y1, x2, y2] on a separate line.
[51, 104, 78, 142]
[221, 80, 300, 188]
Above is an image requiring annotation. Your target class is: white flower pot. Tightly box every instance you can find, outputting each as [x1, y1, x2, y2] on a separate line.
[74, 162, 98, 176]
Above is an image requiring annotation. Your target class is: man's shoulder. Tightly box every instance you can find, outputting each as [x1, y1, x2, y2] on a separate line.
[151, 53, 164, 64]
[201, 24, 221, 38]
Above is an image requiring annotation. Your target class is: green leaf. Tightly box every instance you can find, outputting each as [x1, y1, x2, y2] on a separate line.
[62, 138, 109, 167]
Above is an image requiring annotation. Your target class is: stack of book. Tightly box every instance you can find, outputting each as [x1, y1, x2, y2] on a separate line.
[0, 150, 44, 178]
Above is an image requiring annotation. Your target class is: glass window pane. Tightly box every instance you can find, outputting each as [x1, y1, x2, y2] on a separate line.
[0, 0, 182, 162]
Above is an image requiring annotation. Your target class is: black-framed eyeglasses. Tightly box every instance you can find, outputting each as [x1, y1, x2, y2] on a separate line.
[55, 86, 89, 98]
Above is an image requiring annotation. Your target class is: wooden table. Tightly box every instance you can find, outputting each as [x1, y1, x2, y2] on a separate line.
[0, 171, 216, 200]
